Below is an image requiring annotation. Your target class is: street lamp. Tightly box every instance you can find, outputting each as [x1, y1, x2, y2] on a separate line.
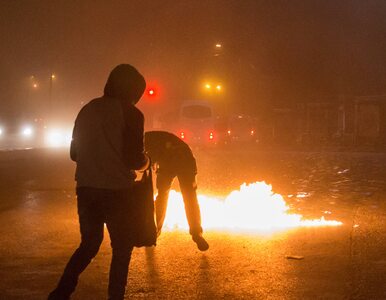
[214, 43, 223, 57]
[49, 73, 56, 119]
[202, 82, 223, 93]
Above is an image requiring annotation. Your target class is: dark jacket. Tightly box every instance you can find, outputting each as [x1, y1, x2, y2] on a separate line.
[71, 64, 149, 189]
[144, 131, 197, 174]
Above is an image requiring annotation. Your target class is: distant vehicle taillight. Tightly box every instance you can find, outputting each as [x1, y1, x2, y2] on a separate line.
[209, 131, 214, 140]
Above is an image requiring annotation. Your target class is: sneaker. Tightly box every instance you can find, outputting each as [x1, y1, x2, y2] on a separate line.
[192, 234, 209, 251]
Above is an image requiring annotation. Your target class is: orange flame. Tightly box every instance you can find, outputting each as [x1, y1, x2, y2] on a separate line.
[162, 182, 342, 233]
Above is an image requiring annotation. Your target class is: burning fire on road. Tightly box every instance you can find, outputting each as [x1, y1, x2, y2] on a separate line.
[163, 182, 342, 233]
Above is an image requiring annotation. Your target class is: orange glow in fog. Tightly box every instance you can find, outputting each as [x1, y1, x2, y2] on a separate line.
[162, 182, 342, 232]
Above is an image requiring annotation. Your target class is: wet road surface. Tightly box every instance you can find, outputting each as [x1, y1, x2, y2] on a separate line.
[0, 148, 385, 299]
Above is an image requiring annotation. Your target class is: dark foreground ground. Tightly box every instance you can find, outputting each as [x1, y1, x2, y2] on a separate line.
[0, 147, 385, 299]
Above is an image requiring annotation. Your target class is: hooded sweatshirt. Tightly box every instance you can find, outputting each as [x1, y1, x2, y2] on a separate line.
[70, 64, 149, 189]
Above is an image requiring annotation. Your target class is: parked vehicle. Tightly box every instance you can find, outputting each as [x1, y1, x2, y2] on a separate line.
[157, 100, 217, 146]
[223, 114, 258, 144]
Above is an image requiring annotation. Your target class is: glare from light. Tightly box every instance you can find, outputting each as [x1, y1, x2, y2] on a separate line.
[45, 129, 72, 148]
[216, 85, 222, 91]
[163, 182, 343, 233]
[0, 128, 3, 136]
[215, 43, 222, 48]
[51, 74, 56, 79]
[205, 83, 211, 89]
[21, 126, 34, 137]
[33, 83, 38, 88]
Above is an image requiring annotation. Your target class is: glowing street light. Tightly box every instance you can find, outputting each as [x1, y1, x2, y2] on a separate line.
[203, 82, 223, 93]
[29, 75, 38, 89]
[215, 43, 222, 48]
[49, 72, 57, 119]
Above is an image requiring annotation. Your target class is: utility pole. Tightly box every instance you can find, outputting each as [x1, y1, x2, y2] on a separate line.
[49, 73, 55, 121]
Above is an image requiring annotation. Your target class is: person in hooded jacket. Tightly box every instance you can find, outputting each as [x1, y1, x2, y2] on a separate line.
[144, 131, 209, 251]
[48, 64, 149, 300]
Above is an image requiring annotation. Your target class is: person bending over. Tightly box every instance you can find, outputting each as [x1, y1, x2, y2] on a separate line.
[145, 130, 209, 251]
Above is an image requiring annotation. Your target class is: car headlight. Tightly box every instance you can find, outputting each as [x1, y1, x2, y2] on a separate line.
[45, 129, 72, 147]
[21, 125, 34, 137]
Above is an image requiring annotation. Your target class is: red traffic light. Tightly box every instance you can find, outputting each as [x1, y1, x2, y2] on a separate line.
[147, 88, 156, 96]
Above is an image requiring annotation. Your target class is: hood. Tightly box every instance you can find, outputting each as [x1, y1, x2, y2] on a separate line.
[103, 64, 146, 104]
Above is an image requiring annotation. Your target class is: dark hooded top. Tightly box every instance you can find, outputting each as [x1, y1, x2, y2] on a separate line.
[70, 64, 149, 189]
[144, 131, 197, 175]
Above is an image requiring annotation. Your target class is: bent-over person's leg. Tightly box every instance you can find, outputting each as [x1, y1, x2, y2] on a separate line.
[178, 171, 209, 251]
[178, 172, 203, 236]
[155, 171, 175, 234]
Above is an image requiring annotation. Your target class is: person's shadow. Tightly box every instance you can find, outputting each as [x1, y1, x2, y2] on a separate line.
[197, 255, 216, 299]
[145, 247, 216, 298]
[145, 246, 160, 290]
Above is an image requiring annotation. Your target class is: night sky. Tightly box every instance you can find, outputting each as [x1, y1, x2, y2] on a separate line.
[1, 0, 386, 119]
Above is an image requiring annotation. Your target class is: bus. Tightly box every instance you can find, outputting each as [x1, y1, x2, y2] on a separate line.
[157, 100, 217, 146]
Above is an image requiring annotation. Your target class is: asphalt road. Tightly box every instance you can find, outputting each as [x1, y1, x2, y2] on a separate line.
[0, 147, 385, 299]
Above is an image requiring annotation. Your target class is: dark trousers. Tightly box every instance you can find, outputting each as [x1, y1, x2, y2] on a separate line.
[49, 187, 134, 300]
[155, 170, 203, 236]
